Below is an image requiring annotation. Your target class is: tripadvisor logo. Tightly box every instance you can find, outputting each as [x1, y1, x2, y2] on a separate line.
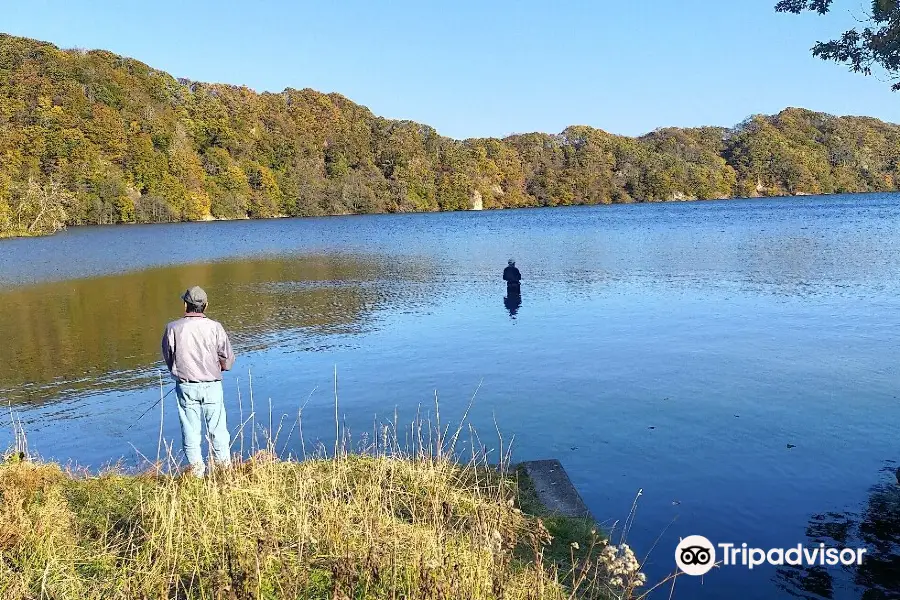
[675, 536, 716, 576]
[675, 535, 867, 576]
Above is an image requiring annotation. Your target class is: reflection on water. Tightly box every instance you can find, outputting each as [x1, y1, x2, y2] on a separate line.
[775, 465, 900, 599]
[504, 292, 522, 318]
[0, 255, 432, 404]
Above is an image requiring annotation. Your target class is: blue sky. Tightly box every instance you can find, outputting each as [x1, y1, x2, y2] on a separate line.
[3, 0, 897, 139]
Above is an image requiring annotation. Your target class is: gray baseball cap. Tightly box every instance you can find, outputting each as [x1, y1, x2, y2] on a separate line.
[181, 286, 208, 305]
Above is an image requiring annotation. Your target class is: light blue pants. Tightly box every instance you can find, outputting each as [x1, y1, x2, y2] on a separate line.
[175, 381, 231, 476]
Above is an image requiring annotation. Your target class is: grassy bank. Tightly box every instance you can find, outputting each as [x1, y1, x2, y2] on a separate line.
[0, 450, 646, 600]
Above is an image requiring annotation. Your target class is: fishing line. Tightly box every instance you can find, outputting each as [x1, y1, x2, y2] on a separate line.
[126, 386, 176, 431]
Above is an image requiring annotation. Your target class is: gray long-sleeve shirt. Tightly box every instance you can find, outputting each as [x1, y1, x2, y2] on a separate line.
[161, 313, 235, 383]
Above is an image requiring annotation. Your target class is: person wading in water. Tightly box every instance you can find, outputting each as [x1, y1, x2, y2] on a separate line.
[161, 286, 235, 477]
[503, 259, 522, 295]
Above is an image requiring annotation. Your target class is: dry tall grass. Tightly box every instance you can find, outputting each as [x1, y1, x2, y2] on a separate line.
[0, 382, 649, 599]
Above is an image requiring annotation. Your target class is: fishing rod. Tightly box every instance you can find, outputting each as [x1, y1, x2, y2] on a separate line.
[126, 386, 176, 431]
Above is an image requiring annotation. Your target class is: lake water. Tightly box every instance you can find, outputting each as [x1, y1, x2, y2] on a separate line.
[2, 194, 899, 599]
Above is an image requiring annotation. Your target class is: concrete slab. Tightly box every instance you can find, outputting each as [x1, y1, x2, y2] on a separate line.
[520, 459, 594, 520]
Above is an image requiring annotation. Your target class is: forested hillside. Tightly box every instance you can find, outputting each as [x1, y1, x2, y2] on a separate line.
[1, 33, 899, 237]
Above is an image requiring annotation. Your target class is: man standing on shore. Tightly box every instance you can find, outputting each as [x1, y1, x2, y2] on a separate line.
[161, 286, 235, 477]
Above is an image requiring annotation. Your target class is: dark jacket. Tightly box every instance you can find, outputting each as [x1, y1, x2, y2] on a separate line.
[503, 265, 521, 284]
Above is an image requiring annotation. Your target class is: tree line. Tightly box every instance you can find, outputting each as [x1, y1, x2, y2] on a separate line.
[1, 33, 899, 237]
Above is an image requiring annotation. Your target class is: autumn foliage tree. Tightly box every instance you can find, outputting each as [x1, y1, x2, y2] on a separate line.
[0, 33, 898, 238]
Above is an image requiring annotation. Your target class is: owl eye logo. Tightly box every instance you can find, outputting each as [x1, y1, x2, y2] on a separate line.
[675, 535, 716, 576]
[679, 545, 712, 565]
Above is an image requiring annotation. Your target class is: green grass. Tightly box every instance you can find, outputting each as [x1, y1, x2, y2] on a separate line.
[514, 464, 599, 567]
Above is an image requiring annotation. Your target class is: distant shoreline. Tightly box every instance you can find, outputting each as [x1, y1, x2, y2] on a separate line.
[3, 34, 899, 240]
[3, 189, 897, 241]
